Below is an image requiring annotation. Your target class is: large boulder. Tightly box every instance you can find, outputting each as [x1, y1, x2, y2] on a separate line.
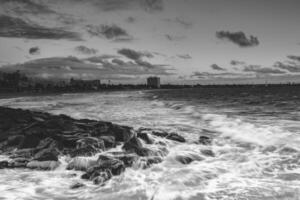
[151, 130, 186, 143]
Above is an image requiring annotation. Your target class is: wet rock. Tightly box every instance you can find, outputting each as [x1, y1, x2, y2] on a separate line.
[70, 182, 85, 189]
[108, 152, 138, 167]
[34, 147, 59, 161]
[138, 156, 163, 169]
[137, 131, 154, 144]
[0, 161, 8, 169]
[110, 124, 133, 142]
[81, 155, 124, 184]
[19, 134, 41, 149]
[151, 130, 185, 143]
[200, 149, 215, 157]
[175, 153, 204, 164]
[99, 135, 116, 148]
[7, 135, 24, 146]
[26, 160, 60, 170]
[199, 136, 212, 145]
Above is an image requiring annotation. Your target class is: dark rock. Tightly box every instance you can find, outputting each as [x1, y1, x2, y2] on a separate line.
[200, 149, 215, 157]
[122, 136, 152, 156]
[7, 135, 24, 146]
[99, 135, 116, 148]
[138, 156, 163, 169]
[19, 134, 41, 149]
[199, 136, 212, 145]
[0, 161, 8, 169]
[151, 130, 185, 143]
[108, 152, 138, 167]
[166, 133, 185, 143]
[110, 124, 133, 142]
[70, 182, 85, 189]
[97, 154, 125, 175]
[175, 154, 204, 164]
[34, 147, 59, 161]
[137, 132, 154, 144]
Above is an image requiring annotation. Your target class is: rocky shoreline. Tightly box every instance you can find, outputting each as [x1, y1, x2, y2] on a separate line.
[0, 106, 212, 187]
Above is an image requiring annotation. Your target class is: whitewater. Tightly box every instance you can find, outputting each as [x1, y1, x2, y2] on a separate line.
[0, 87, 299, 200]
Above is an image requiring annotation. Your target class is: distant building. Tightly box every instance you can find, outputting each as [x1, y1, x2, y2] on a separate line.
[147, 76, 160, 88]
[70, 78, 101, 90]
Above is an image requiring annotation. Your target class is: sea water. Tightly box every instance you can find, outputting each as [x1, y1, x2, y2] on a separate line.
[0, 87, 299, 200]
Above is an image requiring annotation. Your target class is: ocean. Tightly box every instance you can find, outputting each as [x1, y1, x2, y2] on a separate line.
[0, 86, 299, 200]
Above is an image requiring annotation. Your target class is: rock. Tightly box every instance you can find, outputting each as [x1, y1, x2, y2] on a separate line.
[166, 133, 185, 143]
[7, 135, 24, 146]
[200, 149, 215, 157]
[36, 137, 58, 151]
[151, 130, 185, 143]
[138, 156, 163, 169]
[199, 136, 212, 145]
[70, 182, 85, 189]
[19, 134, 41, 149]
[99, 135, 116, 148]
[108, 152, 138, 167]
[137, 132, 154, 144]
[26, 160, 60, 170]
[110, 124, 133, 142]
[175, 153, 204, 164]
[0, 161, 8, 169]
[122, 136, 153, 156]
[92, 170, 112, 185]
[34, 147, 59, 161]
[97, 154, 125, 175]
[67, 157, 97, 171]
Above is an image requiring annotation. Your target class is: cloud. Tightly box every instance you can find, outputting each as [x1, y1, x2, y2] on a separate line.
[191, 71, 248, 79]
[1, 56, 171, 80]
[177, 54, 192, 59]
[216, 31, 259, 47]
[165, 34, 185, 41]
[143, 0, 164, 12]
[75, 45, 98, 55]
[230, 60, 246, 66]
[243, 65, 286, 74]
[85, 55, 120, 63]
[2, 0, 55, 15]
[165, 17, 193, 29]
[29, 47, 40, 55]
[287, 55, 300, 62]
[210, 64, 226, 71]
[0, 15, 81, 40]
[117, 48, 162, 69]
[117, 48, 153, 60]
[274, 62, 300, 73]
[86, 24, 132, 41]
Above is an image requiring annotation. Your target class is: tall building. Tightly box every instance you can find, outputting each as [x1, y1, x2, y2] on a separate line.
[147, 76, 160, 88]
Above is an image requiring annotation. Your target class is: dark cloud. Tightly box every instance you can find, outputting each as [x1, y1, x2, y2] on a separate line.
[0, 56, 171, 80]
[2, 0, 55, 15]
[86, 24, 132, 41]
[274, 62, 300, 73]
[117, 48, 153, 60]
[75, 45, 98, 55]
[243, 65, 286, 74]
[210, 64, 226, 71]
[0, 15, 81, 40]
[287, 55, 300, 62]
[191, 71, 247, 79]
[230, 60, 245, 66]
[177, 54, 192, 59]
[29, 47, 40, 55]
[216, 31, 259, 47]
[85, 55, 120, 63]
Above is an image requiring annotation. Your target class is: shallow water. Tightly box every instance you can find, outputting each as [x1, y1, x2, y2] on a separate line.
[0, 87, 300, 200]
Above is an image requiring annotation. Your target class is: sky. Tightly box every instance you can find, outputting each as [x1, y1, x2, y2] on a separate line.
[0, 0, 300, 84]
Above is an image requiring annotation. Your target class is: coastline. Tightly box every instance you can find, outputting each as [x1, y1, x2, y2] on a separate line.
[0, 106, 207, 187]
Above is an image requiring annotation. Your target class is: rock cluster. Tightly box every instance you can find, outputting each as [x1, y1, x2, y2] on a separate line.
[0, 106, 206, 186]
